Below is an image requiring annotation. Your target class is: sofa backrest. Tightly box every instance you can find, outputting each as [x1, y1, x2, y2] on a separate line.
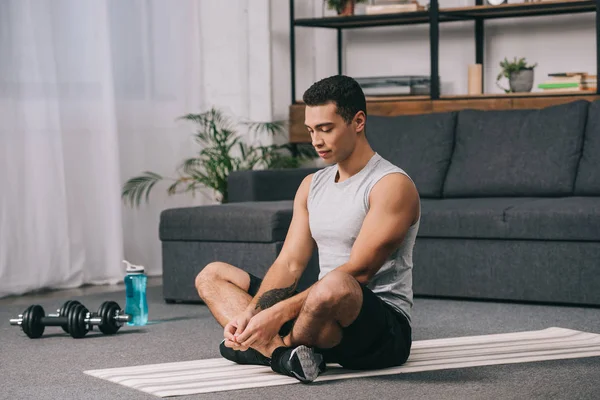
[574, 100, 600, 195]
[367, 111, 456, 198]
[442, 100, 589, 197]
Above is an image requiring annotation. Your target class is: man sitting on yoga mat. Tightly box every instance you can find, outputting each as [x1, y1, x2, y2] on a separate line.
[195, 74, 421, 383]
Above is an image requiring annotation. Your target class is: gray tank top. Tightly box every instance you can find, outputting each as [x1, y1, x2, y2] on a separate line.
[307, 152, 420, 324]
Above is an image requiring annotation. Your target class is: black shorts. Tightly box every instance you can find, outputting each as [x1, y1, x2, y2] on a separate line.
[247, 273, 412, 370]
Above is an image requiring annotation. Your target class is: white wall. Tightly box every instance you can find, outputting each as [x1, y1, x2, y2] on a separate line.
[200, 0, 272, 121]
[119, 0, 275, 276]
[281, 0, 596, 98]
[114, 0, 207, 277]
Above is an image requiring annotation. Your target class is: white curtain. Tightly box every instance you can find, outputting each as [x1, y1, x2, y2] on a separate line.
[0, 0, 209, 297]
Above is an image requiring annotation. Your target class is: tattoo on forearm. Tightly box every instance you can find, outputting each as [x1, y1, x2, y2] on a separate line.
[256, 280, 297, 310]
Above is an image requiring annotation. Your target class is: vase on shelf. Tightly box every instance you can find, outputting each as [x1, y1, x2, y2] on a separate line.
[326, 0, 364, 16]
[509, 69, 534, 93]
[468, 64, 483, 95]
[339, 1, 354, 16]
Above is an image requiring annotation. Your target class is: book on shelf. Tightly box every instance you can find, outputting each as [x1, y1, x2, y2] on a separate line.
[548, 72, 587, 77]
[365, 1, 425, 14]
[538, 72, 596, 92]
[355, 75, 432, 96]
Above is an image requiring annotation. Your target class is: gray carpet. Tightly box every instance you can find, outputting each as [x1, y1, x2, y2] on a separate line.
[2, 285, 600, 400]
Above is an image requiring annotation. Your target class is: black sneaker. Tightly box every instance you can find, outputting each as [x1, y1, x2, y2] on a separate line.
[219, 340, 271, 366]
[271, 345, 326, 383]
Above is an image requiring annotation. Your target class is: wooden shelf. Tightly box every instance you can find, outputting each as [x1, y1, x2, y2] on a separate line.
[440, 91, 596, 99]
[293, 91, 595, 104]
[289, 93, 600, 143]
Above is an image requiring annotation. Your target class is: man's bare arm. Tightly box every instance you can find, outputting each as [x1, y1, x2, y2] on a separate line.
[266, 285, 311, 329]
[336, 173, 420, 283]
[243, 174, 316, 316]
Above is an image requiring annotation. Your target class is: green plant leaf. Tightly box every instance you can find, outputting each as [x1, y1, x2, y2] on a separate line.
[180, 157, 203, 174]
[121, 171, 163, 208]
[167, 179, 182, 196]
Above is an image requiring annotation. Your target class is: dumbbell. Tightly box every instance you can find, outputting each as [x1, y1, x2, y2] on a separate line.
[9, 301, 131, 339]
[9, 301, 81, 338]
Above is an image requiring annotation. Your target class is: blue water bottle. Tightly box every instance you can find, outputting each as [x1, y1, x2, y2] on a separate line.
[123, 260, 148, 326]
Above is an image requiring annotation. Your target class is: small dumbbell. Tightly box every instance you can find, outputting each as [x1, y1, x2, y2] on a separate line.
[10, 301, 131, 339]
[46, 300, 84, 333]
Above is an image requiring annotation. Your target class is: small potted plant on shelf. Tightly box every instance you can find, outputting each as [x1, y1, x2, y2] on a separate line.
[496, 57, 538, 93]
[326, 0, 367, 16]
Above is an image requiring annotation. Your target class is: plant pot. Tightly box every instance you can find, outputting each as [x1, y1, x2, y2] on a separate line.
[509, 69, 534, 93]
[338, 1, 355, 16]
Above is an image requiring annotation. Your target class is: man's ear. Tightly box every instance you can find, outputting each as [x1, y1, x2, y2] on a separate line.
[354, 111, 366, 133]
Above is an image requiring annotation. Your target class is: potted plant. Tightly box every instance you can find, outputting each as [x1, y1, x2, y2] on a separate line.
[496, 57, 538, 93]
[326, 0, 367, 16]
[121, 107, 317, 206]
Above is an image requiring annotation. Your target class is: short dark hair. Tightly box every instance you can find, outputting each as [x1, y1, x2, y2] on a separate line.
[302, 75, 367, 124]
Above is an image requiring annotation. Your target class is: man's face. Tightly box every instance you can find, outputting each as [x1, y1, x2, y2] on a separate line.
[305, 102, 364, 165]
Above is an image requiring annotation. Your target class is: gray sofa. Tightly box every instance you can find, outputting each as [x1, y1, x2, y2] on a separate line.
[159, 99, 600, 306]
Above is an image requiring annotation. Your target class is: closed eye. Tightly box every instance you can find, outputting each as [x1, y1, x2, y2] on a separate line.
[306, 123, 334, 133]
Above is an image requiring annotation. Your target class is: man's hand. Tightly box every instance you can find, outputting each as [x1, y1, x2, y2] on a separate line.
[223, 310, 255, 351]
[234, 307, 285, 351]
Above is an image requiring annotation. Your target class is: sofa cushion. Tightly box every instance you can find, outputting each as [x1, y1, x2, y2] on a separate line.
[574, 100, 600, 195]
[504, 197, 600, 241]
[443, 100, 589, 197]
[159, 201, 293, 243]
[418, 198, 539, 238]
[419, 197, 600, 241]
[367, 112, 456, 198]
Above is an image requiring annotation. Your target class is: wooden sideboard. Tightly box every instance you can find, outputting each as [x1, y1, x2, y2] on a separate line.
[289, 93, 600, 143]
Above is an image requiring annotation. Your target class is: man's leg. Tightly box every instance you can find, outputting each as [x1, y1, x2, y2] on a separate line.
[271, 270, 411, 381]
[195, 261, 253, 326]
[268, 270, 362, 382]
[195, 262, 284, 358]
[284, 270, 363, 349]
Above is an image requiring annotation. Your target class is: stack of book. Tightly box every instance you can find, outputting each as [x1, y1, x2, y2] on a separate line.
[537, 73, 597, 93]
[365, 1, 425, 15]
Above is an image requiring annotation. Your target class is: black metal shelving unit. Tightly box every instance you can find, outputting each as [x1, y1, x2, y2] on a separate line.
[289, 0, 599, 103]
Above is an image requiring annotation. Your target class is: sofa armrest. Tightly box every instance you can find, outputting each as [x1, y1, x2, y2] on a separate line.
[228, 167, 321, 202]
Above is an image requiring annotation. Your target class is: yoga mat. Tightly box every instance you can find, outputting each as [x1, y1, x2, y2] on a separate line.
[84, 327, 600, 398]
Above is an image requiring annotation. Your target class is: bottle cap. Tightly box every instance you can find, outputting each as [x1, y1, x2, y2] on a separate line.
[123, 260, 145, 274]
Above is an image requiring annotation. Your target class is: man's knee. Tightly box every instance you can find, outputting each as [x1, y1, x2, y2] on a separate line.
[195, 261, 231, 297]
[195, 261, 249, 299]
[195, 262, 219, 288]
[305, 271, 360, 312]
